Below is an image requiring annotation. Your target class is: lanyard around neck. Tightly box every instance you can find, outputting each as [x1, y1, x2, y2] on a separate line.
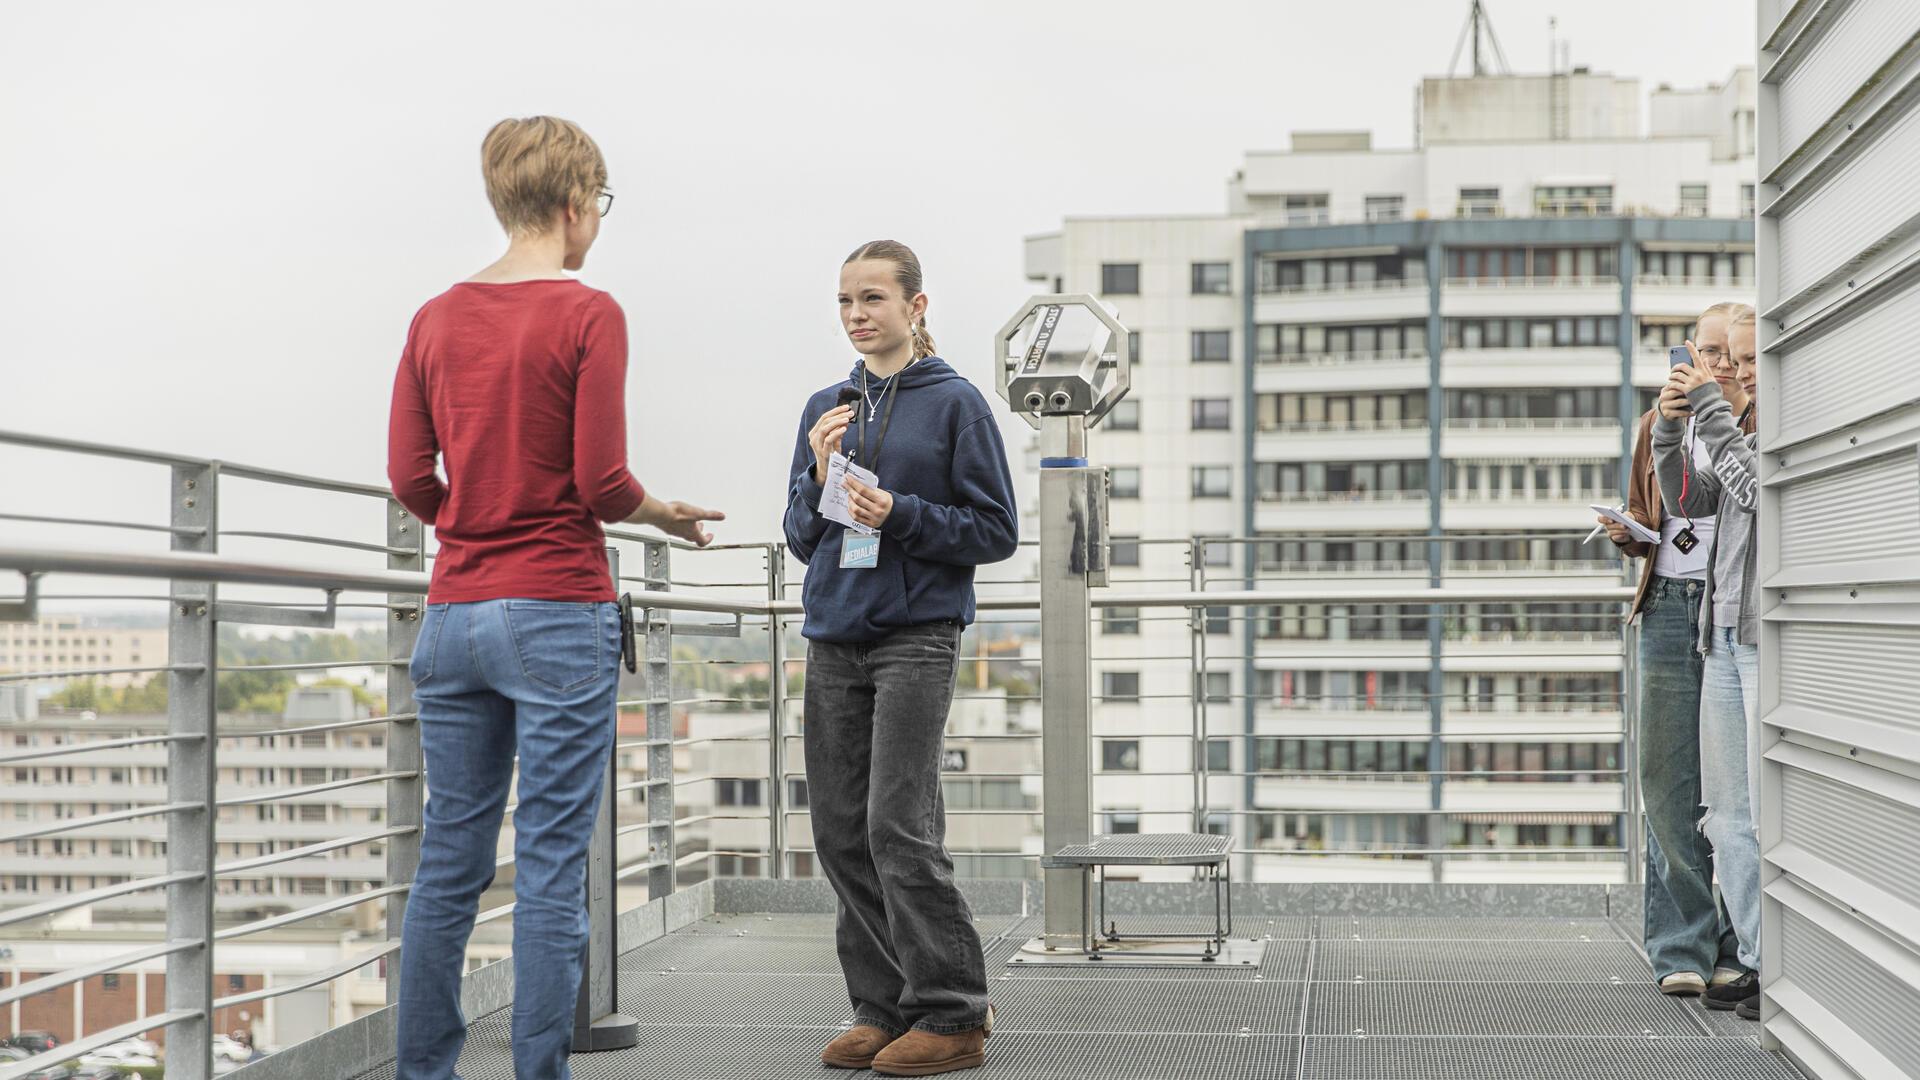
[857, 366, 900, 471]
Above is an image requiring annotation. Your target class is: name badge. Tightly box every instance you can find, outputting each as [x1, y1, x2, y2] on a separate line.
[840, 533, 880, 570]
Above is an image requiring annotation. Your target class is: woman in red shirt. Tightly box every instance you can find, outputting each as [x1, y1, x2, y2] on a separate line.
[386, 115, 721, 1080]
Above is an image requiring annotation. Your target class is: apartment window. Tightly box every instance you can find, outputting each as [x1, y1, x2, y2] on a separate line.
[1109, 536, 1141, 567]
[1127, 330, 1142, 365]
[1191, 465, 1231, 498]
[1102, 607, 1141, 635]
[1740, 183, 1756, 218]
[1109, 467, 1141, 499]
[1191, 398, 1231, 430]
[297, 805, 327, 823]
[1190, 330, 1231, 363]
[1534, 184, 1612, 216]
[1679, 183, 1709, 217]
[787, 778, 809, 809]
[1206, 739, 1232, 773]
[716, 779, 763, 807]
[103, 973, 120, 991]
[1204, 812, 1233, 837]
[1101, 263, 1140, 295]
[1101, 671, 1141, 702]
[1283, 192, 1330, 225]
[1191, 262, 1231, 295]
[1107, 398, 1140, 431]
[1101, 740, 1141, 771]
[1457, 187, 1500, 217]
[1364, 194, 1404, 222]
[1106, 812, 1141, 835]
[1197, 537, 1234, 568]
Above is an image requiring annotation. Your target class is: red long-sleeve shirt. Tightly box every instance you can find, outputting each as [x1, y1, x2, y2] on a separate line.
[387, 280, 646, 603]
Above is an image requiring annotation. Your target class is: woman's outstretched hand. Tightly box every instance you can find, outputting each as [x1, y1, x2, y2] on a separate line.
[626, 494, 725, 547]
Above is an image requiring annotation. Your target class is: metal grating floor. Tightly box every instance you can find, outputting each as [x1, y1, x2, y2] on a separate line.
[354, 906, 1801, 1080]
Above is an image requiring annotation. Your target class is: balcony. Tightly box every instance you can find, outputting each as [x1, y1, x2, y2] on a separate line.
[1442, 492, 1610, 531]
[1439, 276, 1620, 318]
[1255, 419, 1431, 462]
[0, 428, 1802, 1080]
[1632, 274, 1756, 318]
[1440, 417, 1624, 458]
[1441, 346, 1621, 388]
[1254, 277, 1429, 323]
[1252, 351, 1430, 394]
[1253, 490, 1432, 531]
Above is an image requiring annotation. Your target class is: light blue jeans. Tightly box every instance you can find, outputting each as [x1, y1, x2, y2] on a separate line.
[1699, 624, 1762, 972]
[396, 599, 620, 1080]
[1636, 577, 1740, 980]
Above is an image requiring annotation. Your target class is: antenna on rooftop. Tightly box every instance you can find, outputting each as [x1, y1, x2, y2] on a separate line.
[1448, 0, 1511, 77]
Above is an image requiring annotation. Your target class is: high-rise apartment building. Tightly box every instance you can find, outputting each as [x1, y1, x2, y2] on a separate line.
[1022, 65, 1757, 882]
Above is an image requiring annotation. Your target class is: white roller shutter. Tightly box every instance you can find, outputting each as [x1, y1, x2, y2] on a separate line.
[1757, 1, 1920, 1077]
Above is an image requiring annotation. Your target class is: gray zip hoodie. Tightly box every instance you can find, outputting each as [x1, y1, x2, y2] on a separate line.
[1651, 381, 1759, 654]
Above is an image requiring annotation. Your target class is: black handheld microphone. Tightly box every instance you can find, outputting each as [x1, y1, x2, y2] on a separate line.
[835, 387, 861, 410]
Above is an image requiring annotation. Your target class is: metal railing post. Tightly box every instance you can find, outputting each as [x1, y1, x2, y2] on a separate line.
[574, 547, 637, 1051]
[1189, 539, 1207, 835]
[643, 541, 675, 899]
[384, 500, 424, 1004]
[165, 462, 218, 1080]
[765, 545, 787, 878]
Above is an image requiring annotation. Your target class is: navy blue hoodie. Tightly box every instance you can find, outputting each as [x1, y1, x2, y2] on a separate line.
[784, 357, 1019, 643]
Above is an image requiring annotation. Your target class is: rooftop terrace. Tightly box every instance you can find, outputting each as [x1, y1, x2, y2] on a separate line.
[317, 879, 1800, 1080]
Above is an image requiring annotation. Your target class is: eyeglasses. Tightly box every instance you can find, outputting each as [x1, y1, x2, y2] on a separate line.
[1695, 346, 1727, 361]
[596, 190, 614, 218]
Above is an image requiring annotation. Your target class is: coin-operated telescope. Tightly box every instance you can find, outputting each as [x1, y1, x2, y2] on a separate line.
[994, 296, 1130, 947]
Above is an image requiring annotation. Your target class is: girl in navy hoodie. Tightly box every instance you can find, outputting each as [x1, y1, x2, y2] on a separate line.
[783, 240, 1017, 1076]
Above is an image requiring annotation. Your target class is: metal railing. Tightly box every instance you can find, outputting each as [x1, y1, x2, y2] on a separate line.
[1253, 349, 1429, 366]
[1441, 274, 1620, 289]
[0, 428, 1645, 1077]
[1256, 277, 1426, 297]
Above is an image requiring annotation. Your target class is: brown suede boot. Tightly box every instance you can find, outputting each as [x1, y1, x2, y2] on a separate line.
[821, 1024, 899, 1069]
[870, 1026, 988, 1077]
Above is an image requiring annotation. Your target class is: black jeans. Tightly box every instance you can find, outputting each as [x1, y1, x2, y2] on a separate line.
[803, 620, 991, 1036]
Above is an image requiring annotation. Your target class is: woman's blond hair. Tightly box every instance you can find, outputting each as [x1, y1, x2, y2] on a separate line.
[844, 240, 937, 359]
[480, 116, 608, 236]
[1696, 301, 1754, 338]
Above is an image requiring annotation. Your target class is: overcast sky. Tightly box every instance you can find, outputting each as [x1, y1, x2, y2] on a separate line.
[0, 0, 1754, 597]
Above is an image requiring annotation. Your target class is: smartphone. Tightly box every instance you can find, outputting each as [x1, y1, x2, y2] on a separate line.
[1666, 345, 1694, 414]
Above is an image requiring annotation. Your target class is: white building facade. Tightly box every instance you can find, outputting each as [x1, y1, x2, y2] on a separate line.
[1023, 67, 1757, 883]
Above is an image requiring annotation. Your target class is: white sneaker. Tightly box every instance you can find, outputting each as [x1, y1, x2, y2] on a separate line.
[1660, 972, 1707, 996]
[1711, 967, 1746, 987]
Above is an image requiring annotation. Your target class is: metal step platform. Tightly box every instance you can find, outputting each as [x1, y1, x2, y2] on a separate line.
[1025, 833, 1261, 967]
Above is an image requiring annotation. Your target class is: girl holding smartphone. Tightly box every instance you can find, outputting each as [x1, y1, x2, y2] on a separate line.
[782, 240, 1018, 1076]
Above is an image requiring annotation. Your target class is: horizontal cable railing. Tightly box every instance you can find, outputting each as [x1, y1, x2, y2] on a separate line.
[0, 426, 1645, 1077]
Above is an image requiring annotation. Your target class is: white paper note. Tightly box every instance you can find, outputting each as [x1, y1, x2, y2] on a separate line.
[1588, 503, 1660, 546]
[822, 452, 879, 536]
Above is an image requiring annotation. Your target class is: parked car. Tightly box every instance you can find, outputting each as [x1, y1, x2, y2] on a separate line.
[3, 1032, 61, 1055]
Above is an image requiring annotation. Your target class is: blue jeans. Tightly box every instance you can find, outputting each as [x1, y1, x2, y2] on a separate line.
[396, 600, 620, 1080]
[1636, 578, 1740, 979]
[1700, 623, 1762, 972]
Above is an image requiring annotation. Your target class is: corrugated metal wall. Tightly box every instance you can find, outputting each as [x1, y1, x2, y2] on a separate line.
[1757, 2, 1920, 1078]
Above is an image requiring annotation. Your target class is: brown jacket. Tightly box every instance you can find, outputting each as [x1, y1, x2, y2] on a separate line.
[1618, 405, 1758, 622]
